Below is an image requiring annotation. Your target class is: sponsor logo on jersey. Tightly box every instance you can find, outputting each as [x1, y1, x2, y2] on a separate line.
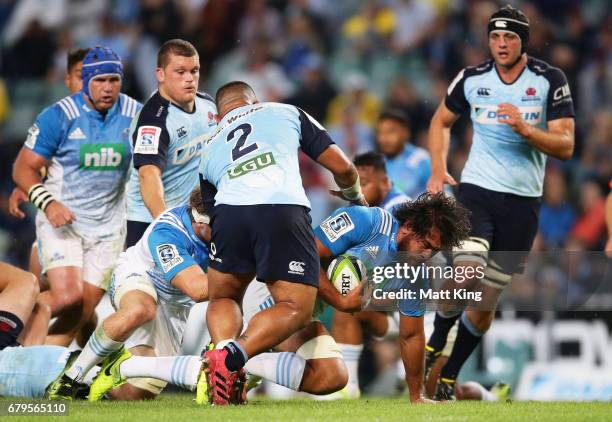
[68, 127, 87, 140]
[320, 212, 355, 243]
[177, 126, 187, 138]
[552, 83, 572, 107]
[522, 87, 541, 102]
[134, 125, 161, 154]
[472, 104, 543, 125]
[156, 244, 184, 273]
[25, 124, 40, 149]
[477, 87, 491, 97]
[174, 136, 204, 165]
[288, 261, 305, 275]
[79, 143, 126, 170]
[227, 152, 276, 179]
[208, 242, 222, 263]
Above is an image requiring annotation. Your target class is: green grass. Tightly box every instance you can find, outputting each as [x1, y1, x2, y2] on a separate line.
[2, 394, 611, 421]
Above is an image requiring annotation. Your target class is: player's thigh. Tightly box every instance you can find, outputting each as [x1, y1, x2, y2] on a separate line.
[267, 280, 317, 313]
[0, 262, 38, 322]
[83, 235, 125, 292]
[36, 217, 84, 288]
[207, 267, 254, 302]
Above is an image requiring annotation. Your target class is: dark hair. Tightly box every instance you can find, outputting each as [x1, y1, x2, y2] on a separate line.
[393, 192, 471, 250]
[189, 187, 206, 217]
[215, 80, 255, 105]
[354, 151, 387, 173]
[378, 108, 410, 129]
[157, 39, 198, 68]
[67, 48, 90, 71]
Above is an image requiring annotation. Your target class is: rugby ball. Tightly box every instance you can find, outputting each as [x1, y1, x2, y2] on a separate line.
[326, 254, 366, 296]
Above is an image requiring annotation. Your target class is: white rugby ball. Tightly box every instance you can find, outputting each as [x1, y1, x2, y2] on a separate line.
[326, 254, 366, 296]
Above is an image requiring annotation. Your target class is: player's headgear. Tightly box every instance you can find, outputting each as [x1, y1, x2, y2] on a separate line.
[488, 5, 530, 53]
[81, 46, 123, 99]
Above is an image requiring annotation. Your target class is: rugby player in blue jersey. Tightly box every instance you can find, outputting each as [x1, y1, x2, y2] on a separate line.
[12, 47, 141, 347]
[425, 5, 575, 400]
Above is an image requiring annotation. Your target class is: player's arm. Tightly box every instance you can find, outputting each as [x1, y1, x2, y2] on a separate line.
[428, 69, 468, 193]
[498, 68, 575, 161]
[139, 165, 167, 219]
[149, 228, 208, 302]
[316, 238, 363, 313]
[132, 119, 172, 219]
[296, 107, 366, 205]
[12, 114, 75, 227]
[399, 314, 431, 403]
[605, 186, 612, 255]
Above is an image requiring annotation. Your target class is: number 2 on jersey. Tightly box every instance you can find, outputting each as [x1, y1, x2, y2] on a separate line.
[227, 123, 258, 161]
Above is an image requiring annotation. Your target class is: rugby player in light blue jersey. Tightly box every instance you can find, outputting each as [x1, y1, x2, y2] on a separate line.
[12, 47, 141, 347]
[425, 5, 575, 400]
[199, 81, 367, 405]
[126, 39, 217, 247]
[376, 109, 431, 199]
[314, 193, 470, 403]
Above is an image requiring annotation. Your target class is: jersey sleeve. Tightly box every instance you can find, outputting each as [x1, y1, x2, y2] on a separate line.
[131, 99, 172, 171]
[314, 206, 374, 256]
[297, 107, 335, 160]
[444, 68, 470, 115]
[147, 225, 197, 283]
[545, 67, 575, 121]
[24, 106, 63, 159]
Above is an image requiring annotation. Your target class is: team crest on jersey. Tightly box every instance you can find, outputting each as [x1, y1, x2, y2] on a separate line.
[134, 126, 161, 154]
[320, 212, 354, 243]
[25, 124, 40, 148]
[156, 244, 184, 273]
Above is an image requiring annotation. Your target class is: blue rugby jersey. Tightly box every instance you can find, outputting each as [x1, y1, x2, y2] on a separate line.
[199, 102, 334, 208]
[127, 92, 217, 223]
[25, 92, 140, 240]
[446, 57, 574, 197]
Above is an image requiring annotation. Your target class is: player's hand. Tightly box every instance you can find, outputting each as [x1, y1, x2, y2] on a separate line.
[497, 103, 531, 137]
[45, 201, 76, 228]
[338, 281, 366, 313]
[426, 171, 457, 193]
[329, 190, 368, 207]
[605, 237, 612, 258]
[8, 187, 28, 219]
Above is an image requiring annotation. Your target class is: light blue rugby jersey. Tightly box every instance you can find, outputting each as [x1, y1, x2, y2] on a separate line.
[25, 92, 141, 240]
[199, 102, 334, 208]
[381, 184, 410, 212]
[314, 206, 424, 317]
[446, 57, 574, 197]
[110, 205, 208, 307]
[127, 92, 217, 223]
[0, 345, 70, 398]
[385, 144, 430, 199]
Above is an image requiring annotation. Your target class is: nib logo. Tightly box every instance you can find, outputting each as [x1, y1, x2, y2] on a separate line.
[80, 143, 126, 170]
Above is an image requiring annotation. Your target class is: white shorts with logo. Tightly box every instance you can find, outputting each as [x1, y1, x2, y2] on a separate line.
[36, 216, 125, 290]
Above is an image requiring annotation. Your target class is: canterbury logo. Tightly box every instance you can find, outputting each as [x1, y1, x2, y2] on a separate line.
[288, 261, 305, 275]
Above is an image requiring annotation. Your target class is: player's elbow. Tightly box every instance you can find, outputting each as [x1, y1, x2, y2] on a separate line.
[187, 287, 208, 303]
[558, 143, 574, 161]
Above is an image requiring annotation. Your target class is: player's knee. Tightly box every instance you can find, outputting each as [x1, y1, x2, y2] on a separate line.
[125, 302, 157, 326]
[54, 289, 83, 312]
[466, 311, 493, 333]
[20, 272, 40, 302]
[303, 358, 348, 394]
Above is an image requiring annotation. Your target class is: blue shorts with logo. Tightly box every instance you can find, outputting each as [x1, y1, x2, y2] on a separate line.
[209, 204, 319, 287]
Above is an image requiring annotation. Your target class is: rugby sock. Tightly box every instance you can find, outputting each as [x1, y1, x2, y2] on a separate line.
[440, 313, 484, 381]
[81, 367, 101, 386]
[65, 325, 122, 382]
[120, 356, 201, 391]
[462, 381, 498, 401]
[224, 340, 248, 371]
[245, 352, 306, 391]
[427, 311, 461, 353]
[339, 343, 362, 393]
[0, 311, 24, 349]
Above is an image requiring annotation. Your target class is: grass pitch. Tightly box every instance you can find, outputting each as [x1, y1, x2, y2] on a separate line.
[2, 394, 610, 421]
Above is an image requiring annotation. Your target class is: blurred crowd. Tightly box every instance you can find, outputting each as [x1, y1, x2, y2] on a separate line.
[0, 0, 609, 267]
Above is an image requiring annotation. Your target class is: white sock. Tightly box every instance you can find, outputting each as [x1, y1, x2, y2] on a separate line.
[81, 367, 101, 386]
[65, 325, 123, 382]
[339, 343, 362, 392]
[120, 356, 202, 391]
[245, 352, 306, 391]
